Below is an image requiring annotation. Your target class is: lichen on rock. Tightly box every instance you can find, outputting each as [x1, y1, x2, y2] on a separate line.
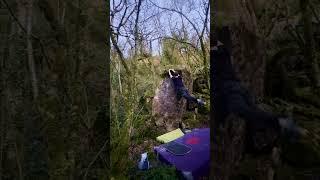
[152, 69, 192, 132]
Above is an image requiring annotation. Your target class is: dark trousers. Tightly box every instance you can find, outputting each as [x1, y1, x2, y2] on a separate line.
[214, 81, 280, 133]
[213, 82, 281, 153]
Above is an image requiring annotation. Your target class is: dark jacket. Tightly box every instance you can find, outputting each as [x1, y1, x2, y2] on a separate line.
[171, 76, 185, 91]
[211, 45, 280, 132]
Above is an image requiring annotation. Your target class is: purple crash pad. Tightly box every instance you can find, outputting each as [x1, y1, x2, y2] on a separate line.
[154, 128, 210, 179]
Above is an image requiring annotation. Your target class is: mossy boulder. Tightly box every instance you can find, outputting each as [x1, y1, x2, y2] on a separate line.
[152, 68, 192, 132]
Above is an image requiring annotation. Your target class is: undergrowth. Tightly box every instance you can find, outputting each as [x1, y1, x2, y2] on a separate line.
[110, 39, 209, 178]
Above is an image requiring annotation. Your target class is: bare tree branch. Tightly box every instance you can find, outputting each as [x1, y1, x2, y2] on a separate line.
[27, 0, 39, 99]
[1, 0, 52, 68]
[163, 37, 198, 50]
[310, 3, 320, 23]
[134, 0, 143, 55]
[110, 28, 130, 73]
[149, 0, 209, 72]
[149, 0, 201, 37]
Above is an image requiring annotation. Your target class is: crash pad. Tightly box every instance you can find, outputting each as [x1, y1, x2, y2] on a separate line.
[154, 128, 210, 179]
[156, 128, 185, 143]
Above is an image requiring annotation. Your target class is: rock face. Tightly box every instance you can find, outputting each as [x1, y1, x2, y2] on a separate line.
[152, 69, 192, 132]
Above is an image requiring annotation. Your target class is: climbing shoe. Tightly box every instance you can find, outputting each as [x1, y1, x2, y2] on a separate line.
[197, 99, 205, 106]
[179, 122, 191, 134]
[168, 69, 175, 78]
[278, 117, 308, 142]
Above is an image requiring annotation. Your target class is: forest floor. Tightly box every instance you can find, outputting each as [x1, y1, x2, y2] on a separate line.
[126, 91, 320, 179]
[233, 93, 320, 179]
[112, 56, 320, 180]
[110, 55, 210, 179]
[127, 85, 210, 179]
[127, 101, 210, 179]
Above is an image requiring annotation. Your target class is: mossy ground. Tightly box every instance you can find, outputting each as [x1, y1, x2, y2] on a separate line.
[234, 93, 320, 179]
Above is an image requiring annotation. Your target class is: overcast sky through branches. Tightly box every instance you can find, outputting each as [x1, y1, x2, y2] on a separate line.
[111, 0, 210, 57]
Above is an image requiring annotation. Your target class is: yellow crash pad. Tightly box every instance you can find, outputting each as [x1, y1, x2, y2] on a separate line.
[156, 128, 184, 143]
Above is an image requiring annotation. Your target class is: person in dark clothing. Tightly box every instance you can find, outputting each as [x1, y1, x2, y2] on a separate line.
[212, 41, 280, 132]
[168, 69, 205, 109]
[211, 28, 306, 150]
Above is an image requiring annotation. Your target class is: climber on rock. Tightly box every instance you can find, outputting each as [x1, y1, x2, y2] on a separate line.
[211, 27, 307, 151]
[168, 69, 205, 109]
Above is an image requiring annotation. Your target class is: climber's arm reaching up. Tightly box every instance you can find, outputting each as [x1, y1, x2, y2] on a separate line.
[168, 69, 205, 107]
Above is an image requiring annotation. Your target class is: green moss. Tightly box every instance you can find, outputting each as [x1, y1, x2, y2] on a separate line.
[294, 87, 320, 108]
[131, 121, 159, 143]
[133, 165, 179, 180]
[281, 136, 320, 167]
[275, 165, 296, 180]
[236, 156, 259, 177]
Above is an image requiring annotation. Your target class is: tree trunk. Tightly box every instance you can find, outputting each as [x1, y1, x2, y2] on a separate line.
[212, 114, 246, 180]
[74, 0, 81, 77]
[200, 2, 210, 79]
[301, 0, 320, 89]
[210, 0, 215, 179]
[0, 6, 10, 180]
[216, 0, 265, 99]
[231, 26, 265, 99]
[212, 1, 266, 179]
[37, 0, 69, 178]
[26, 0, 38, 99]
[134, 0, 143, 56]
[16, 0, 49, 179]
[110, 29, 130, 73]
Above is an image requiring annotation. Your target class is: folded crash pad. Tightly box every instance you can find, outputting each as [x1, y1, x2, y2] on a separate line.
[154, 128, 210, 179]
[156, 128, 185, 143]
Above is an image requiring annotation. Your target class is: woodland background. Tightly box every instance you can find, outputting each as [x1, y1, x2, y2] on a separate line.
[1, 0, 320, 179]
[213, 0, 320, 179]
[0, 0, 109, 179]
[110, 0, 210, 179]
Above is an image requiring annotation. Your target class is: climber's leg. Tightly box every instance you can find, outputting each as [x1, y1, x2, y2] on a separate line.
[226, 92, 280, 132]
